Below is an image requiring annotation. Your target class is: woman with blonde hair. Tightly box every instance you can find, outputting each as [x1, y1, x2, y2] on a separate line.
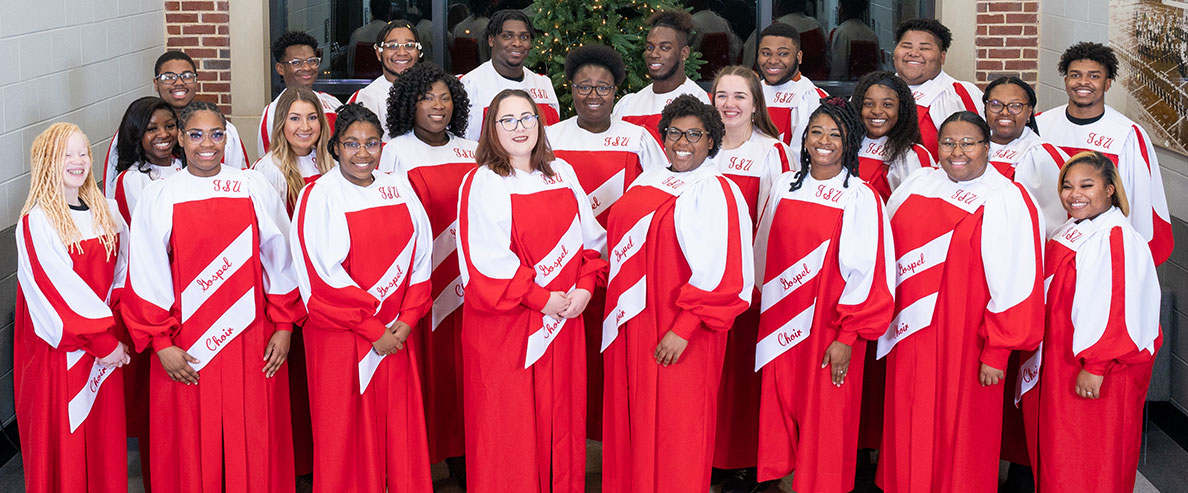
[255, 86, 336, 210]
[15, 122, 132, 493]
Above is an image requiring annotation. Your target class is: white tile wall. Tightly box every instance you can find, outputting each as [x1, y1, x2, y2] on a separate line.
[0, 0, 162, 228]
[1037, 0, 1109, 110]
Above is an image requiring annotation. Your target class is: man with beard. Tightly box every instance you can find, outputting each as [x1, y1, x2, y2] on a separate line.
[756, 22, 829, 153]
[459, 9, 560, 140]
[1036, 42, 1173, 265]
[613, 9, 711, 145]
[891, 18, 982, 159]
[257, 31, 344, 156]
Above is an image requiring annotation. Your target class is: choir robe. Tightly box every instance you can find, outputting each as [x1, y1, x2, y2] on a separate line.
[347, 75, 395, 140]
[1036, 105, 1173, 265]
[857, 136, 935, 201]
[113, 159, 185, 224]
[459, 61, 561, 141]
[291, 169, 435, 491]
[15, 201, 129, 493]
[752, 171, 895, 491]
[875, 166, 1045, 493]
[989, 128, 1068, 238]
[547, 116, 665, 441]
[103, 124, 249, 196]
[456, 160, 608, 492]
[124, 166, 306, 493]
[257, 89, 343, 155]
[762, 75, 829, 151]
[378, 131, 478, 463]
[601, 164, 754, 493]
[1022, 207, 1161, 493]
[706, 131, 792, 470]
[612, 78, 711, 145]
[905, 71, 984, 158]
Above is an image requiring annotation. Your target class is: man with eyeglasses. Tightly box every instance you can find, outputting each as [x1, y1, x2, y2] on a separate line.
[756, 22, 828, 152]
[346, 20, 424, 140]
[891, 18, 983, 159]
[459, 9, 560, 141]
[102, 51, 250, 195]
[257, 31, 343, 156]
[1036, 42, 1173, 265]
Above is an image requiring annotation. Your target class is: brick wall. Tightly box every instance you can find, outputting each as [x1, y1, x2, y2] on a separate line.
[975, 0, 1040, 88]
[165, 0, 233, 113]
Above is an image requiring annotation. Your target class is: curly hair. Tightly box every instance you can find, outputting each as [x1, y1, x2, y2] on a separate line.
[115, 96, 179, 177]
[849, 71, 920, 166]
[758, 21, 801, 50]
[658, 94, 726, 158]
[790, 97, 863, 192]
[564, 44, 627, 85]
[375, 18, 419, 46]
[272, 31, 319, 63]
[1057, 41, 1118, 79]
[329, 103, 385, 162]
[983, 76, 1039, 135]
[485, 9, 535, 41]
[648, 9, 695, 46]
[895, 18, 952, 52]
[154, 50, 196, 75]
[386, 62, 470, 138]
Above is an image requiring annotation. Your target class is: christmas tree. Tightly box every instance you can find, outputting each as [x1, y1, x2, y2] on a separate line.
[527, 0, 705, 118]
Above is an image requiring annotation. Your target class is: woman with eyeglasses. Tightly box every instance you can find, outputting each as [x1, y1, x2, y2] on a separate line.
[876, 111, 1045, 493]
[347, 19, 423, 140]
[1022, 151, 1161, 493]
[849, 71, 935, 201]
[124, 102, 305, 492]
[291, 103, 434, 491]
[545, 44, 665, 444]
[456, 88, 607, 491]
[601, 94, 753, 493]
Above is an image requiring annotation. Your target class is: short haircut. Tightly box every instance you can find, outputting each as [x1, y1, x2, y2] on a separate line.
[895, 18, 952, 52]
[376, 19, 420, 46]
[485, 9, 535, 41]
[387, 62, 470, 138]
[1059, 151, 1129, 216]
[1057, 41, 1118, 79]
[648, 10, 695, 47]
[328, 103, 385, 162]
[757, 21, 801, 50]
[658, 94, 725, 158]
[474, 89, 557, 177]
[155, 51, 196, 75]
[564, 44, 627, 85]
[272, 31, 319, 63]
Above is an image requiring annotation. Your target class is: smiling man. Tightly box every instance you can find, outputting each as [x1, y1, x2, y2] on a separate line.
[459, 9, 560, 141]
[257, 31, 344, 156]
[892, 18, 983, 158]
[756, 22, 829, 152]
[1036, 42, 1173, 265]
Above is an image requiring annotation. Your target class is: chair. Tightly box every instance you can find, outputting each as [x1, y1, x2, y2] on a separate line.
[799, 28, 829, 81]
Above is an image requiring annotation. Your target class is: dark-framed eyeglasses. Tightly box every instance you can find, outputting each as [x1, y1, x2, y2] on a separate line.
[156, 71, 198, 83]
[986, 100, 1029, 115]
[938, 139, 987, 153]
[574, 83, 614, 96]
[497, 114, 539, 131]
[662, 127, 705, 143]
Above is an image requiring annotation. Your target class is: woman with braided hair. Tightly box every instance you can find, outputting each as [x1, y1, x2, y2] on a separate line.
[850, 71, 935, 201]
[752, 98, 895, 493]
[15, 122, 131, 493]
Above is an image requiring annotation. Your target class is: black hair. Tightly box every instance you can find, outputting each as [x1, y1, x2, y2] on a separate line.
[790, 97, 863, 192]
[272, 31, 319, 63]
[386, 62, 470, 138]
[849, 71, 920, 166]
[983, 76, 1039, 135]
[485, 9, 535, 41]
[939, 110, 991, 143]
[895, 18, 952, 52]
[839, 0, 869, 19]
[564, 44, 627, 85]
[178, 101, 225, 128]
[115, 97, 180, 175]
[375, 18, 420, 46]
[757, 21, 801, 50]
[658, 94, 725, 158]
[370, 0, 391, 20]
[329, 103, 384, 161]
[1057, 41, 1118, 79]
[647, 9, 695, 47]
[154, 51, 196, 75]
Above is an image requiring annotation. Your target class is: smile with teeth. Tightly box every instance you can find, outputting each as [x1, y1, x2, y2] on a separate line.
[428, 114, 445, 121]
[153, 141, 173, 149]
[512, 135, 529, 143]
[1067, 201, 1088, 209]
[814, 148, 834, 155]
[722, 110, 740, 118]
[764, 66, 783, 73]
[172, 89, 188, 97]
[997, 118, 1014, 126]
[66, 168, 85, 175]
[949, 159, 968, 167]
[197, 151, 217, 158]
[649, 63, 663, 69]
[869, 119, 887, 125]
[674, 150, 691, 158]
[352, 160, 373, 168]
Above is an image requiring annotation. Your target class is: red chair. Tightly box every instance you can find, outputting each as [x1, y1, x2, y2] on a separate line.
[799, 28, 829, 81]
[847, 40, 881, 79]
[353, 42, 382, 79]
[451, 37, 481, 74]
[698, 32, 732, 80]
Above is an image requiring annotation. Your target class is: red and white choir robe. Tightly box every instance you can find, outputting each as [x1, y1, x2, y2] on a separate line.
[15, 201, 129, 493]
[113, 159, 185, 225]
[378, 131, 478, 463]
[103, 124, 249, 195]
[347, 75, 395, 139]
[857, 136, 935, 201]
[612, 78, 711, 145]
[989, 127, 1069, 238]
[706, 132, 793, 469]
[762, 75, 828, 151]
[253, 151, 325, 212]
[905, 71, 984, 158]
[459, 61, 561, 141]
[123, 166, 306, 493]
[876, 165, 1045, 493]
[257, 89, 343, 156]
[601, 164, 754, 493]
[456, 160, 607, 492]
[752, 171, 895, 491]
[1036, 105, 1173, 265]
[1021, 207, 1161, 493]
[291, 169, 435, 491]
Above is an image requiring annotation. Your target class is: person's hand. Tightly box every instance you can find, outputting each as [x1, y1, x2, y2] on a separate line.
[372, 330, 402, 355]
[157, 346, 200, 384]
[557, 289, 593, 319]
[821, 340, 852, 387]
[262, 330, 292, 378]
[98, 342, 132, 368]
[390, 321, 412, 351]
[654, 330, 689, 367]
[979, 363, 1005, 386]
[542, 291, 570, 318]
[1076, 369, 1104, 399]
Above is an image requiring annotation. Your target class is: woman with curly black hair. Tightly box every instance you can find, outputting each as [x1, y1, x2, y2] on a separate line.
[601, 94, 752, 493]
[849, 71, 934, 200]
[752, 97, 894, 493]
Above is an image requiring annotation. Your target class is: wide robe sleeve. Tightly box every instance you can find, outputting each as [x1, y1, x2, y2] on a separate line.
[124, 180, 181, 353]
[251, 154, 289, 203]
[978, 182, 1046, 370]
[1118, 125, 1173, 265]
[246, 169, 305, 331]
[635, 124, 668, 172]
[834, 183, 896, 344]
[1013, 143, 1068, 238]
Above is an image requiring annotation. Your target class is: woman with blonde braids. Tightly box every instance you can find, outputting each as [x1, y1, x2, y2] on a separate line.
[254, 86, 336, 211]
[15, 122, 132, 493]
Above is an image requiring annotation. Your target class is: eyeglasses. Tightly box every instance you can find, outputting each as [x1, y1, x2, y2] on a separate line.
[662, 127, 705, 143]
[156, 71, 198, 83]
[184, 129, 226, 143]
[497, 114, 539, 131]
[377, 41, 422, 52]
[340, 140, 382, 152]
[284, 57, 322, 69]
[938, 139, 987, 153]
[574, 84, 614, 96]
[986, 100, 1029, 115]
